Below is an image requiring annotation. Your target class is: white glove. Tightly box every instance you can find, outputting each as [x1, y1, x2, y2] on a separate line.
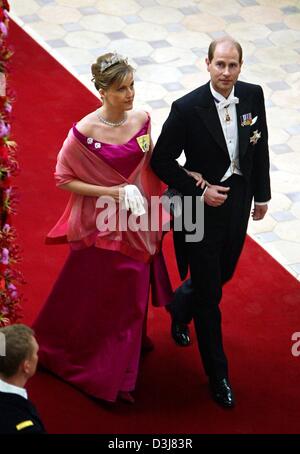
[123, 185, 146, 216]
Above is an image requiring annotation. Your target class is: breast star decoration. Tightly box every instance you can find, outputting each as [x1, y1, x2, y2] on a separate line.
[250, 130, 261, 145]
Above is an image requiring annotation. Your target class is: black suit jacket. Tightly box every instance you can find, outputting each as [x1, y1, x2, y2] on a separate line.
[0, 392, 46, 434]
[151, 80, 271, 279]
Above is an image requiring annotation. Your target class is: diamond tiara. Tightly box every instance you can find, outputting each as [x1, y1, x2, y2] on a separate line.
[99, 53, 127, 72]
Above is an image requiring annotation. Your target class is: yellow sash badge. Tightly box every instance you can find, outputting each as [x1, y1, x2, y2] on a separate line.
[137, 134, 150, 153]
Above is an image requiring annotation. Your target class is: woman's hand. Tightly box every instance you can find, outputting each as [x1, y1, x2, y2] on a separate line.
[107, 186, 125, 203]
[184, 169, 207, 189]
[110, 186, 125, 203]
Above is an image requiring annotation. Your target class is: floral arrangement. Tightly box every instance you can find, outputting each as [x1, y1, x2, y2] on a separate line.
[0, 0, 23, 326]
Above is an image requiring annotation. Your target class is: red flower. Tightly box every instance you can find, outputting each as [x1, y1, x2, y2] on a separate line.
[0, 263, 6, 273]
[0, 0, 23, 325]
[0, 97, 6, 110]
[1, 176, 11, 188]
[0, 145, 8, 160]
[0, 277, 5, 290]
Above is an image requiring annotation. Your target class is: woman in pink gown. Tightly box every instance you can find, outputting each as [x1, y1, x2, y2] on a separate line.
[33, 53, 174, 403]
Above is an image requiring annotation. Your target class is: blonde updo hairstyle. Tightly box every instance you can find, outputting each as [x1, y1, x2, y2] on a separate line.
[91, 52, 134, 92]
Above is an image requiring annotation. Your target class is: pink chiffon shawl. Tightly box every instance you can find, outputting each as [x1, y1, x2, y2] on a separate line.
[46, 120, 168, 263]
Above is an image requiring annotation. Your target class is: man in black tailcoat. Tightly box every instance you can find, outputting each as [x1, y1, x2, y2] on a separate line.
[151, 37, 271, 407]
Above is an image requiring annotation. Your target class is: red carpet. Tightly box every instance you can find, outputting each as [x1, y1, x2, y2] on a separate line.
[8, 20, 300, 434]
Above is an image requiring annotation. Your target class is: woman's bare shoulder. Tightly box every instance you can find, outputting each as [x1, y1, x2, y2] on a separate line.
[129, 110, 149, 130]
[131, 110, 149, 123]
[76, 111, 99, 136]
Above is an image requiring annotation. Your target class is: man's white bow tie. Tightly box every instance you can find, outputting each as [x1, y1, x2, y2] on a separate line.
[215, 96, 239, 110]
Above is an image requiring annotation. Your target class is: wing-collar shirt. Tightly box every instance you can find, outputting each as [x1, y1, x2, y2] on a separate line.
[210, 82, 268, 205]
[210, 82, 242, 182]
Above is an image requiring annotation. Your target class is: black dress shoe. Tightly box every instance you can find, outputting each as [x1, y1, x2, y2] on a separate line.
[209, 377, 235, 408]
[171, 320, 191, 347]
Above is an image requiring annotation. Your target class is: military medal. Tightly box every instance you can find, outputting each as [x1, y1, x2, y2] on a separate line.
[240, 113, 252, 127]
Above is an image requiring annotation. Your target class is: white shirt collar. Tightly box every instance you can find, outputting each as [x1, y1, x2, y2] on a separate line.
[0, 378, 28, 399]
[210, 81, 235, 103]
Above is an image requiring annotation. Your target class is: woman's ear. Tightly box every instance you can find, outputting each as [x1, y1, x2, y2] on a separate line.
[99, 88, 105, 101]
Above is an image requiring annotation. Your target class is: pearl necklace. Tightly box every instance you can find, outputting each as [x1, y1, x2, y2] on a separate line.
[97, 109, 127, 127]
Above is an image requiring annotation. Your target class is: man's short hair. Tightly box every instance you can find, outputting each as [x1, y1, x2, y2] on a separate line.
[0, 324, 35, 378]
[208, 37, 243, 63]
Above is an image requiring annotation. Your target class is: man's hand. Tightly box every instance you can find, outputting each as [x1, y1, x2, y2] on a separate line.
[204, 185, 230, 207]
[252, 204, 268, 220]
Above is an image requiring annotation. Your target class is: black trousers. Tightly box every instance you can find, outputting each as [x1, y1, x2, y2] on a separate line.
[168, 174, 251, 380]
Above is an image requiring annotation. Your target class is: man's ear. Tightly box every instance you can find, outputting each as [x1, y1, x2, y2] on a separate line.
[22, 359, 31, 376]
[205, 57, 210, 72]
